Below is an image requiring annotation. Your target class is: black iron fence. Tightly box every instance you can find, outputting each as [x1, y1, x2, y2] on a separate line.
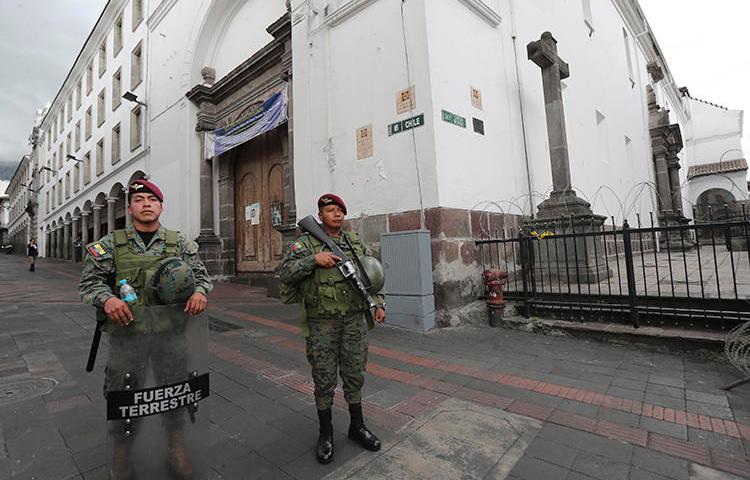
[476, 210, 750, 331]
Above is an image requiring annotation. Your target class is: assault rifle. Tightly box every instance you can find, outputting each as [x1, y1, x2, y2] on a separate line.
[298, 215, 376, 322]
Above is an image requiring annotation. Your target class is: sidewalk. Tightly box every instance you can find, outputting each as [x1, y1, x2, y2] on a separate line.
[1, 255, 749, 479]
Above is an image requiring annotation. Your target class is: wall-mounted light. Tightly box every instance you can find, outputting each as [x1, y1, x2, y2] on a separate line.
[66, 154, 84, 164]
[122, 91, 147, 108]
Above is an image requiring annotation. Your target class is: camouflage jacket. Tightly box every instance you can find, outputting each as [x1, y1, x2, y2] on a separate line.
[79, 224, 213, 309]
[276, 231, 384, 335]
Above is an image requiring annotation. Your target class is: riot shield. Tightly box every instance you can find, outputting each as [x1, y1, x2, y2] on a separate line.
[105, 305, 209, 479]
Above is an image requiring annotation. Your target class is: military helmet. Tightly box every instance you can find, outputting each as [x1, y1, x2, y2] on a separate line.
[152, 257, 195, 304]
[360, 255, 385, 293]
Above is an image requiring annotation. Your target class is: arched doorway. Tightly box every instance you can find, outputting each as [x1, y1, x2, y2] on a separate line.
[695, 188, 739, 246]
[233, 127, 285, 273]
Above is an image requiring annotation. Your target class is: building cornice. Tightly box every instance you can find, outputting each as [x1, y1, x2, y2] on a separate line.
[186, 14, 291, 108]
[147, 0, 178, 31]
[321, 0, 500, 28]
[611, 0, 688, 124]
[456, 0, 502, 27]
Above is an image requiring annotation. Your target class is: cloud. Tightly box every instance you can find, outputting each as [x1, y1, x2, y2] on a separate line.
[0, 0, 107, 166]
[0, 180, 9, 196]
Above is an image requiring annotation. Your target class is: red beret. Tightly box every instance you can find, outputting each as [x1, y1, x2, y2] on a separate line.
[129, 179, 164, 202]
[318, 193, 347, 214]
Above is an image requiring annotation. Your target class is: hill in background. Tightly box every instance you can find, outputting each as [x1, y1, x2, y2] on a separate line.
[0, 161, 19, 182]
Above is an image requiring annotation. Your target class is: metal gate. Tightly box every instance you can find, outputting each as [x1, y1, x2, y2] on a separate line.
[476, 212, 750, 331]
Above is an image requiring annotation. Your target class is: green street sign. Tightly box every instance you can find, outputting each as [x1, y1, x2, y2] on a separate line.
[442, 109, 466, 128]
[388, 113, 425, 136]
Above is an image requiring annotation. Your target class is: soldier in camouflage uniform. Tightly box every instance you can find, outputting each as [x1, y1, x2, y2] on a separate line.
[79, 179, 212, 480]
[276, 193, 385, 464]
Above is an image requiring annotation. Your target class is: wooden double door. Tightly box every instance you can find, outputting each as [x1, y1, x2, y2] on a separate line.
[234, 129, 285, 273]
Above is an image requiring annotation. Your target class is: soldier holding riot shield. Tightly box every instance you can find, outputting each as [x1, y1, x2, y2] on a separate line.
[79, 179, 213, 480]
[276, 193, 386, 464]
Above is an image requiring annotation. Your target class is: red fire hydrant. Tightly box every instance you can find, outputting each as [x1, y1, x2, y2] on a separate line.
[482, 268, 508, 307]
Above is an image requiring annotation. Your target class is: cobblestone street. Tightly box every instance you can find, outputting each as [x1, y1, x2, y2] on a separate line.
[1, 255, 750, 479]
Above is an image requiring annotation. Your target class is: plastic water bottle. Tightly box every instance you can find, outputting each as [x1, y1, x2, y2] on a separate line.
[119, 279, 138, 305]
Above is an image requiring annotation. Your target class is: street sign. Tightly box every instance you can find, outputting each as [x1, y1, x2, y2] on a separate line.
[442, 110, 466, 128]
[388, 113, 425, 136]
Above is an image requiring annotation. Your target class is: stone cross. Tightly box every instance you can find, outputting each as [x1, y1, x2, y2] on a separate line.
[527, 32, 572, 195]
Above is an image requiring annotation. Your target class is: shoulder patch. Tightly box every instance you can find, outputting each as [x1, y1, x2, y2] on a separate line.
[289, 241, 305, 253]
[184, 240, 199, 255]
[86, 242, 110, 259]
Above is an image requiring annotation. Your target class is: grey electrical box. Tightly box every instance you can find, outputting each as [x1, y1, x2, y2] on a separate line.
[381, 230, 435, 331]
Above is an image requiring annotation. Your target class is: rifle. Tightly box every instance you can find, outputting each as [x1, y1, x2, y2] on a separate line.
[297, 215, 376, 323]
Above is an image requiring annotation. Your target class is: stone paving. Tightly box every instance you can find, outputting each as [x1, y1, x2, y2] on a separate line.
[2, 255, 750, 479]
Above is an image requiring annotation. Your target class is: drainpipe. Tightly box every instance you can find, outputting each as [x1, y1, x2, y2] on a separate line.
[509, 0, 534, 218]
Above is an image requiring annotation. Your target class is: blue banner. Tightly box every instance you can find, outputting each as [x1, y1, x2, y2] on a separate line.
[205, 85, 287, 158]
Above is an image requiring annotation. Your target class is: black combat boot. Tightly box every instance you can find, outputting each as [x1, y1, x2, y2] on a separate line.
[316, 408, 334, 464]
[347, 403, 381, 451]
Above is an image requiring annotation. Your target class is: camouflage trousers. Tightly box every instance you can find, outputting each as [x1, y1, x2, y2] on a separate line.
[104, 329, 188, 439]
[305, 313, 368, 410]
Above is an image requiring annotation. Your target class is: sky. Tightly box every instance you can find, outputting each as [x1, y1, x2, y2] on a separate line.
[0, 0, 747, 196]
[639, 0, 749, 156]
[0, 0, 108, 195]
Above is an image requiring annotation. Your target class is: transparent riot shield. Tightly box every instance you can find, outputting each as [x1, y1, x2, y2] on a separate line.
[105, 305, 209, 479]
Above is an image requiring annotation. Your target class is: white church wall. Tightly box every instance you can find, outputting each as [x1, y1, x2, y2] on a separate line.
[147, 0, 287, 238]
[684, 99, 744, 167]
[292, 0, 676, 225]
[508, 0, 659, 221]
[291, 0, 440, 220]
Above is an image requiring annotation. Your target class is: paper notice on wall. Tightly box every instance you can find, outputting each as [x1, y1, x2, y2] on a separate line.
[396, 86, 416, 114]
[470, 86, 482, 110]
[245, 202, 260, 225]
[356, 125, 373, 160]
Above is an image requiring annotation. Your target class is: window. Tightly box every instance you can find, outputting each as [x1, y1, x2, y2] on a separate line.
[623, 28, 634, 87]
[51, 153, 56, 176]
[114, 16, 123, 55]
[582, 0, 594, 36]
[131, 42, 142, 88]
[46, 191, 50, 214]
[66, 96, 73, 121]
[98, 88, 106, 126]
[132, 0, 143, 30]
[52, 125, 57, 143]
[112, 123, 121, 164]
[66, 133, 72, 156]
[65, 172, 70, 199]
[96, 139, 104, 176]
[47, 130, 51, 150]
[51, 186, 55, 209]
[76, 80, 82, 109]
[130, 106, 142, 150]
[58, 113, 63, 134]
[58, 145, 64, 169]
[112, 68, 122, 110]
[57, 179, 62, 205]
[84, 151, 91, 185]
[98, 41, 107, 77]
[85, 107, 92, 139]
[75, 121, 81, 151]
[86, 62, 94, 94]
[74, 163, 80, 193]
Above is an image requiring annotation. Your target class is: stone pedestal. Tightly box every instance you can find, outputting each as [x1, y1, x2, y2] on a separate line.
[658, 211, 693, 250]
[527, 214, 611, 284]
